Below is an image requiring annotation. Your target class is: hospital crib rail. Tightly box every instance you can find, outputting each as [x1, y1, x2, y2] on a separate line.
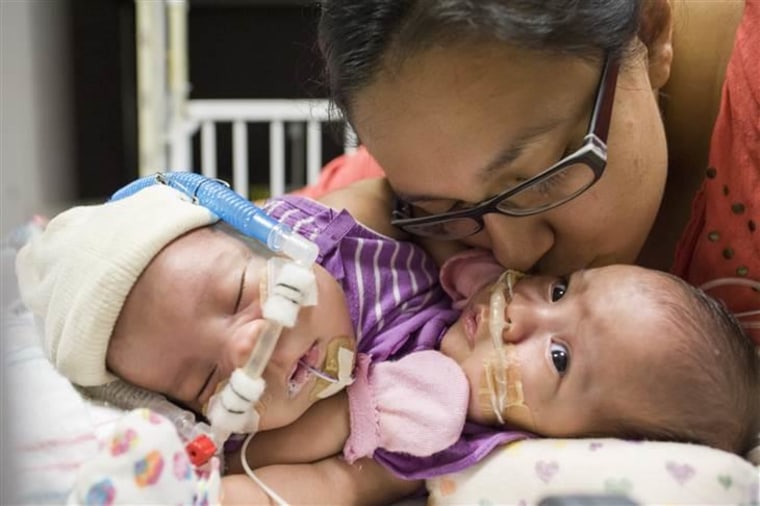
[167, 98, 355, 200]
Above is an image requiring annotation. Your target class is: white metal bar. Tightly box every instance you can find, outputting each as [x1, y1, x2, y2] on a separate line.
[288, 123, 305, 188]
[201, 121, 217, 179]
[233, 120, 249, 198]
[306, 120, 322, 185]
[166, 0, 187, 102]
[270, 120, 286, 197]
[135, 0, 167, 175]
[187, 99, 336, 122]
[166, 0, 189, 172]
[169, 131, 192, 172]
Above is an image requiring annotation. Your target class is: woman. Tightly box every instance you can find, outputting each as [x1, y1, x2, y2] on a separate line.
[311, 0, 758, 340]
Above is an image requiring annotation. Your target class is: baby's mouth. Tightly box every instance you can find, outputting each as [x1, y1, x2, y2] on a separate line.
[286, 337, 355, 399]
[287, 342, 322, 397]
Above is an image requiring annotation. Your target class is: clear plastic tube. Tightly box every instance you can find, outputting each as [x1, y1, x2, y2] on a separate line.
[85, 380, 211, 444]
[243, 320, 283, 379]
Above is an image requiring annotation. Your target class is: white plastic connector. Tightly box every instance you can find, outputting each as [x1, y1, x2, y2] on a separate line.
[207, 370, 265, 438]
[263, 258, 317, 327]
[208, 256, 318, 446]
[278, 231, 319, 266]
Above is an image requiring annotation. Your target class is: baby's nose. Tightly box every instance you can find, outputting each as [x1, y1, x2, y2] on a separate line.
[500, 314, 522, 344]
[227, 325, 259, 369]
[500, 296, 542, 344]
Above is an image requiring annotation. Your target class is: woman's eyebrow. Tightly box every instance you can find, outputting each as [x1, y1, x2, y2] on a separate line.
[395, 118, 567, 203]
[478, 119, 567, 180]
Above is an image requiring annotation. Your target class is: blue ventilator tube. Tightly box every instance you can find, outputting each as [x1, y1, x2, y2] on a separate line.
[111, 172, 318, 265]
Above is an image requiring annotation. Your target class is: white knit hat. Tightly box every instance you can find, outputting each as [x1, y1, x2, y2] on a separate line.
[15, 185, 218, 386]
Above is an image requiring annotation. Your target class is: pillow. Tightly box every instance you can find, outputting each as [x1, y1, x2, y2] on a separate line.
[2, 301, 126, 504]
[427, 438, 760, 505]
[2, 239, 124, 504]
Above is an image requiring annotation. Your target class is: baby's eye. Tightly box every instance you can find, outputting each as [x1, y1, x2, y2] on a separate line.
[550, 342, 570, 375]
[551, 278, 568, 301]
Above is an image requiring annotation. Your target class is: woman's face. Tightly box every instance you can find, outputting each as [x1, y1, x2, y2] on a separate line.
[351, 42, 668, 275]
[106, 226, 355, 431]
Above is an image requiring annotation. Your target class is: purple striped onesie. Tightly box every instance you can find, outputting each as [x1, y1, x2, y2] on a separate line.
[264, 196, 529, 479]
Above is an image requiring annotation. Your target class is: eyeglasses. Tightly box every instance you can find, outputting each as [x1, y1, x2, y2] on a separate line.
[391, 55, 619, 240]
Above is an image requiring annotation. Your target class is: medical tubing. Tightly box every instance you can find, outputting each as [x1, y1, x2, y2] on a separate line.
[208, 321, 282, 443]
[87, 380, 210, 444]
[241, 431, 290, 506]
[110, 172, 318, 265]
[245, 320, 283, 379]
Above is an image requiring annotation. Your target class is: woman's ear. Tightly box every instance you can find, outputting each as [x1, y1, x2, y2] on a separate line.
[638, 0, 674, 90]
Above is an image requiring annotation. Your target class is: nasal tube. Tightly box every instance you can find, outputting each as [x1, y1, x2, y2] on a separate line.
[207, 258, 318, 445]
[111, 172, 318, 266]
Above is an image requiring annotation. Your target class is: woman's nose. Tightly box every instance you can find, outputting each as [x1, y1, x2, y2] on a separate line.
[480, 214, 553, 273]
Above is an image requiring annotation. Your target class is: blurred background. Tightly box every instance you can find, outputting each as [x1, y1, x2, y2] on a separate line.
[1, 0, 337, 237]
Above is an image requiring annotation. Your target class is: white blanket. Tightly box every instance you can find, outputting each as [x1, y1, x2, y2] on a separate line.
[2, 244, 123, 504]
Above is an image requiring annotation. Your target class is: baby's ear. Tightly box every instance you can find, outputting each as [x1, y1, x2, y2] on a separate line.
[440, 249, 504, 309]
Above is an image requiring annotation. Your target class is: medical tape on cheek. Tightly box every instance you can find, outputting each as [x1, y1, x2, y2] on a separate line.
[313, 339, 355, 399]
[479, 270, 531, 425]
[480, 345, 527, 420]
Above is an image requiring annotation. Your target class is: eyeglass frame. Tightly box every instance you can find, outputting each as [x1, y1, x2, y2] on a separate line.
[391, 54, 620, 238]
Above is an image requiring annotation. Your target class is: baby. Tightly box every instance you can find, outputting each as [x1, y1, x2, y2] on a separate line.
[16, 183, 759, 505]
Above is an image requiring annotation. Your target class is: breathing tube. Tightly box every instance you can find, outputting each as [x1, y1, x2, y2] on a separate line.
[108, 172, 320, 467]
[84, 380, 217, 466]
[111, 172, 318, 266]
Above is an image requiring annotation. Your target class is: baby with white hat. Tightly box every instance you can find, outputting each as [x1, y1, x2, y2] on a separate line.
[15, 185, 222, 505]
[13, 182, 476, 504]
[16, 185, 218, 387]
[14, 181, 759, 505]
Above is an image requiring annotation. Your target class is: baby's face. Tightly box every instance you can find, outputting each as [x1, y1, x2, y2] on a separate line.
[440, 264, 682, 436]
[106, 226, 356, 431]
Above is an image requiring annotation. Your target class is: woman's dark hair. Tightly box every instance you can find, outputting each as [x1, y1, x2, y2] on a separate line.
[318, 0, 653, 116]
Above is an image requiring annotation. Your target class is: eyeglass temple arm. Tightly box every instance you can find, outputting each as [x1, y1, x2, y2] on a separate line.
[588, 56, 619, 143]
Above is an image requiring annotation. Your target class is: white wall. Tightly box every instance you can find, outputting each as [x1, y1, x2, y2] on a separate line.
[1, 0, 74, 238]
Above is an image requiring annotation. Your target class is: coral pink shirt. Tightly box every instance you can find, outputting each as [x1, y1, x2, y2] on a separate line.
[294, 146, 385, 199]
[672, 0, 760, 343]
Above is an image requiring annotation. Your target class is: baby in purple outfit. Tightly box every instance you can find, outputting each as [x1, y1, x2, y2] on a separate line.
[16, 184, 758, 505]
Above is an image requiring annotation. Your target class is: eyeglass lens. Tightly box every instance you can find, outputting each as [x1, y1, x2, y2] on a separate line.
[403, 162, 596, 239]
[495, 162, 596, 213]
